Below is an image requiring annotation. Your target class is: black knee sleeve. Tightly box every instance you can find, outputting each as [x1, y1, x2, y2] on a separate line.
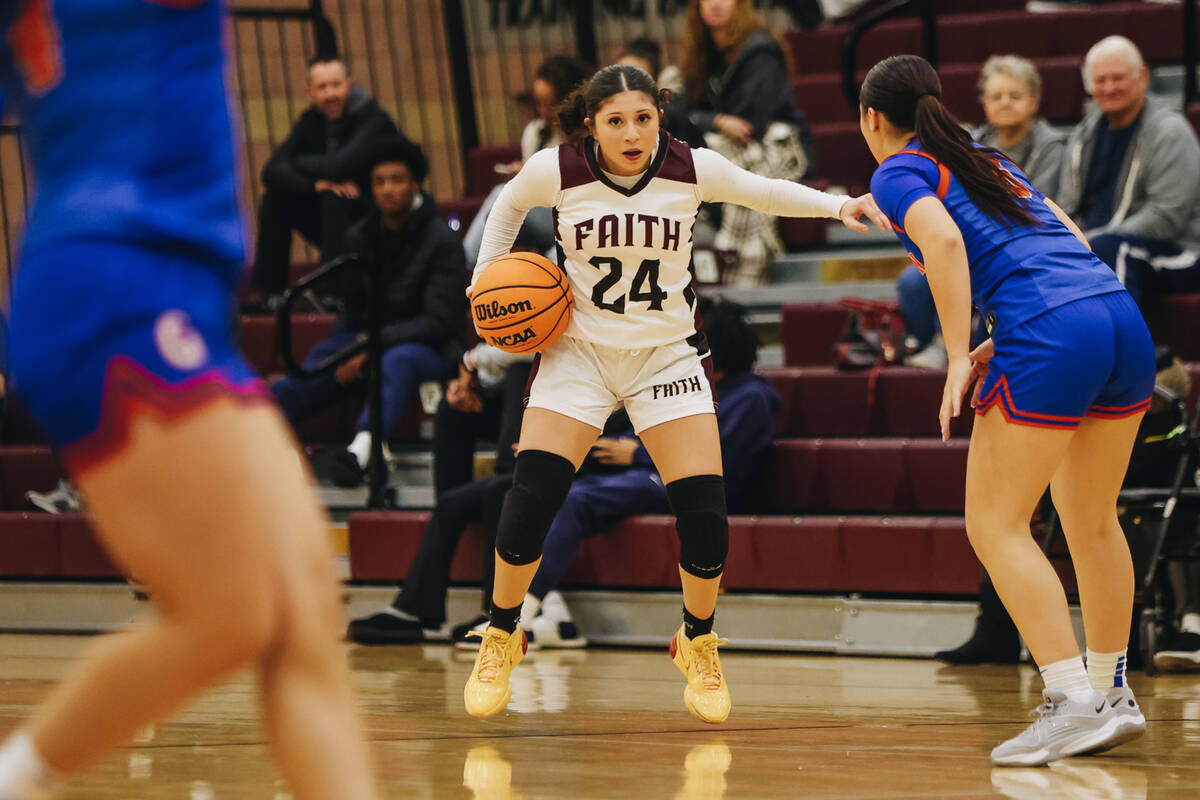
[668, 475, 728, 579]
[495, 449, 576, 565]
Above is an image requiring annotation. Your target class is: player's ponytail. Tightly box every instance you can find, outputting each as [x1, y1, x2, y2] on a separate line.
[556, 88, 591, 139]
[555, 63, 670, 142]
[860, 55, 1038, 228]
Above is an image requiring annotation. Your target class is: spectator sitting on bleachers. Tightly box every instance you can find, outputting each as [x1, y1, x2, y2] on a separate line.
[516, 297, 780, 648]
[1058, 35, 1200, 310]
[898, 55, 1065, 368]
[272, 136, 465, 487]
[669, 0, 814, 287]
[432, 343, 533, 498]
[461, 55, 593, 269]
[244, 55, 398, 311]
[616, 36, 683, 97]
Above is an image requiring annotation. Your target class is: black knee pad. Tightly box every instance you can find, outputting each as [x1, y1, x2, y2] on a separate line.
[495, 449, 576, 565]
[667, 474, 728, 579]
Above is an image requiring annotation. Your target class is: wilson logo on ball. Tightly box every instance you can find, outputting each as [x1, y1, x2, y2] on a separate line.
[488, 328, 537, 348]
[471, 251, 573, 353]
[474, 299, 534, 322]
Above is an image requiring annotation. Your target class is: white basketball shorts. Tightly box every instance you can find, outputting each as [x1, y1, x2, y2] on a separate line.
[525, 334, 717, 432]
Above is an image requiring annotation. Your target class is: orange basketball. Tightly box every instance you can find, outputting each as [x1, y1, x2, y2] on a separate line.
[471, 252, 573, 353]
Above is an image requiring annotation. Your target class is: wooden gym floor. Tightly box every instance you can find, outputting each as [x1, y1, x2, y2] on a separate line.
[0, 634, 1197, 798]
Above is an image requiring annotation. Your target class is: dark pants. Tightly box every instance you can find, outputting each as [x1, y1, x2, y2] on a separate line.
[432, 361, 532, 497]
[1090, 232, 1200, 311]
[527, 468, 671, 599]
[895, 263, 988, 350]
[271, 329, 449, 433]
[250, 188, 365, 294]
[392, 475, 511, 625]
[896, 263, 938, 350]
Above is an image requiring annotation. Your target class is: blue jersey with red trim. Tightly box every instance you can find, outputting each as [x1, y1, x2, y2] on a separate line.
[0, 0, 245, 272]
[869, 140, 1122, 331]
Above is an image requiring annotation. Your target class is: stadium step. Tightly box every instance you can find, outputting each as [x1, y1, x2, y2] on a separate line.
[786, 2, 1179, 79]
[780, 296, 1200, 367]
[346, 510, 982, 596]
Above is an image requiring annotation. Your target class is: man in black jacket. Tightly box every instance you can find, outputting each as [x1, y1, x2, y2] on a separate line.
[272, 136, 466, 486]
[246, 56, 397, 307]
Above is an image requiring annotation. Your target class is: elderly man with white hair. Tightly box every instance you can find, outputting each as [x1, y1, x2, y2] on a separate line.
[1057, 35, 1200, 309]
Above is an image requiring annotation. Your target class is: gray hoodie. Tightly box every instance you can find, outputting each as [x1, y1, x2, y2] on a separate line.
[973, 118, 1065, 200]
[1057, 94, 1200, 253]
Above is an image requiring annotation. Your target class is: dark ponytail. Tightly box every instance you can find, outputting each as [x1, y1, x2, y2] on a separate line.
[555, 63, 671, 141]
[861, 55, 1038, 227]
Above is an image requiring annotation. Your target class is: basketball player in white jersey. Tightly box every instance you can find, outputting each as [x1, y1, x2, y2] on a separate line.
[462, 63, 889, 722]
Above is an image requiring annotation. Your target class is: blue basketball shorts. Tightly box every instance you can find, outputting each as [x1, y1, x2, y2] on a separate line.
[974, 291, 1155, 429]
[8, 240, 269, 475]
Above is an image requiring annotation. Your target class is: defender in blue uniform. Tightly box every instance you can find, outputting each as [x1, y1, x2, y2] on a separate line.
[0, 3, 378, 797]
[861, 55, 1153, 768]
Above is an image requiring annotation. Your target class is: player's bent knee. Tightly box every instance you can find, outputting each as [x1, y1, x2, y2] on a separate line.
[495, 449, 576, 566]
[668, 474, 728, 579]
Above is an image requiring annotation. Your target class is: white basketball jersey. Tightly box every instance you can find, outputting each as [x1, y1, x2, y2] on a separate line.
[552, 133, 702, 348]
[471, 131, 849, 350]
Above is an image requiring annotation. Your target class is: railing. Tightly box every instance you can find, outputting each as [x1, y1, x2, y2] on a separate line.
[1185, 0, 1197, 106]
[276, 254, 393, 509]
[840, 0, 937, 110]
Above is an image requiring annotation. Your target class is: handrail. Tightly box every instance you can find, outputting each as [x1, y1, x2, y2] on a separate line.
[841, 0, 938, 110]
[1185, 0, 1197, 106]
[276, 251, 390, 508]
[275, 255, 365, 379]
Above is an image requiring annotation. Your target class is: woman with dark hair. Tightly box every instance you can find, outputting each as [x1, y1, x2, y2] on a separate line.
[462, 55, 594, 267]
[860, 54, 1153, 766]
[461, 63, 887, 723]
[670, 0, 814, 286]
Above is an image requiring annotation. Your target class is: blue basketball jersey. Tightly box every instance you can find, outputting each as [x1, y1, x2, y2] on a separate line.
[870, 140, 1123, 332]
[0, 0, 246, 273]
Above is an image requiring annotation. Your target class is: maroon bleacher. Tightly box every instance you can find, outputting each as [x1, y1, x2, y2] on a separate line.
[787, 2, 1181, 77]
[0, 513, 120, 579]
[757, 438, 968, 513]
[781, 298, 1200, 370]
[347, 511, 982, 595]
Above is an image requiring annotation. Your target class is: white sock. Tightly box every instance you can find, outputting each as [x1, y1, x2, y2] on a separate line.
[1087, 647, 1127, 690]
[0, 731, 54, 799]
[347, 431, 371, 469]
[1181, 612, 1200, 635]
[1039, 656, 1094, 703]
[385, 607, 419, 622]
[521, 593, 542, 622]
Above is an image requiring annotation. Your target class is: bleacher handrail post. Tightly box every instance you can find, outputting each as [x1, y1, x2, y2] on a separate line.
[1185, 0, 1197, 106]
[840, 0, 938, 111]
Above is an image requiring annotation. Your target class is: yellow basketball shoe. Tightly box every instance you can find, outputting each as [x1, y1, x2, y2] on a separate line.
[670, 625, 731, 723]
[464, 625, 528, 718]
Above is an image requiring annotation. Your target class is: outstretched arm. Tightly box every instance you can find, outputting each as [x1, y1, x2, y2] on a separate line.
[693, 148, 889, 232]
[902, 196, 974, 441]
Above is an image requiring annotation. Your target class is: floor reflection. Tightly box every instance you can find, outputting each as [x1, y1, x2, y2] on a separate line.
[992, 763, 1149, 800]
[675, 742, 732, 800]
[463, 745, 521, 800]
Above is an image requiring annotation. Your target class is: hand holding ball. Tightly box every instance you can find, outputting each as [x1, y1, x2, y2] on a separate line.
[470, 253, 573, 353]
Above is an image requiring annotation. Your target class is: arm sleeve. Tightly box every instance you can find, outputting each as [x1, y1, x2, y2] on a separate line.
[1111, 118, 1200, 241]
[293, 111, 397, 180]
[262, 123, 317, 195]
[380, 240, 468, 348]
[470, 343, 535, 388]
[693, 148, 846, 218]
[469, 147, 561, 289]
[869, 159, 938, 230]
